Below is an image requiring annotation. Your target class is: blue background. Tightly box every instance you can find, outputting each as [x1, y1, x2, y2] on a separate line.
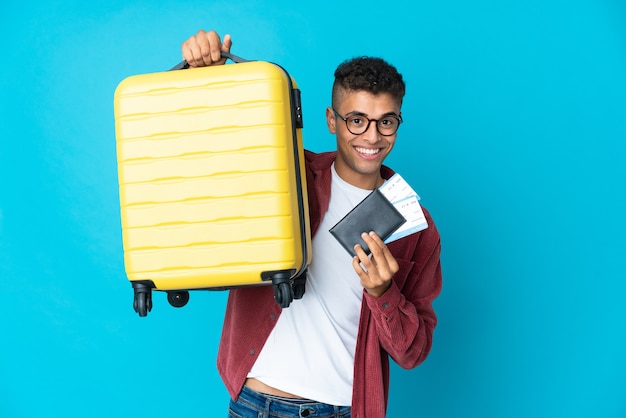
[1, 1, 625, 417]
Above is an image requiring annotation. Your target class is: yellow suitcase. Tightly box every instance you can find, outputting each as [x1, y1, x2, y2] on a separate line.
[114, 54, 311, 316]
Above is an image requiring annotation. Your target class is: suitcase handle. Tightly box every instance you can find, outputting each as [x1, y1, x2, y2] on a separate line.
[170, 51, 249, 70]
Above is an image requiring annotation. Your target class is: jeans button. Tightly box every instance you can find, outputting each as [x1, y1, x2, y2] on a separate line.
[300, 408, 311, 417]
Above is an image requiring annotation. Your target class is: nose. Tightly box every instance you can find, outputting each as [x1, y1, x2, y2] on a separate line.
[361, 119, 381, 142]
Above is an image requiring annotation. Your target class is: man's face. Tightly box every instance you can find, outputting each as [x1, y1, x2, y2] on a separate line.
[327, 90, 401, 189]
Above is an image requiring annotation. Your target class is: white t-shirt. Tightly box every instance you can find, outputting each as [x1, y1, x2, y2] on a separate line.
[247, 164, 372, 406]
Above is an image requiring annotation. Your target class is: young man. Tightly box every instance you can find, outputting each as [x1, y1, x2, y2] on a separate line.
[182, 30, 442, 418]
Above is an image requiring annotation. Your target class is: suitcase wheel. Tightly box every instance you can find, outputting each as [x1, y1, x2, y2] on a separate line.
[292, 281, 305, 300]
[270, 272, 294, 309]
[274, 281, 293, 309]
[167, 291, 190, 308]
[133, 288, 152, 317]
[292, 270, 307, 300]
[132, 281, 154, 317]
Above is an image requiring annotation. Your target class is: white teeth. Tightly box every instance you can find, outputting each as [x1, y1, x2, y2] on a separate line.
[356, 147, 380, 156]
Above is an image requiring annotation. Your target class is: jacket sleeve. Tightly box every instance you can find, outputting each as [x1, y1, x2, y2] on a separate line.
[362, 208, 442, 369]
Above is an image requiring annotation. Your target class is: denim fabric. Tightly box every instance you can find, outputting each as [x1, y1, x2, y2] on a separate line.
[228, 386, 351, 418]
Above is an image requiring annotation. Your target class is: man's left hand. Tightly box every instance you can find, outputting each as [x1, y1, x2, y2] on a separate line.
[352, 232, 399, 298]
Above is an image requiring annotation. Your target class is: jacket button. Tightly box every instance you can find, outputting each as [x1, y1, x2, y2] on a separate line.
[382, 302, 389, 309]
[249, 349, 256, 355]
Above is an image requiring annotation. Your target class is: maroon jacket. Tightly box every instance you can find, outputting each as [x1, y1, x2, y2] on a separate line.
[217, 150, 442, 417]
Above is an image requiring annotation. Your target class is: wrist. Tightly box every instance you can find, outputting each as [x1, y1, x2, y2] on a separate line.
[364, 281, 391, 298]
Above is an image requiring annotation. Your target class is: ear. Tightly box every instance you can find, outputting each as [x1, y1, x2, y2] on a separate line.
[326, 107, 336, 134]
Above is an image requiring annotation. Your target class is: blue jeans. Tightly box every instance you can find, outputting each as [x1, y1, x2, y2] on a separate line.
[228, 385, 351, 418]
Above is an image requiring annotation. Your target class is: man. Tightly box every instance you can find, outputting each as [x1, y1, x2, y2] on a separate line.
[182, 30, 442, 418]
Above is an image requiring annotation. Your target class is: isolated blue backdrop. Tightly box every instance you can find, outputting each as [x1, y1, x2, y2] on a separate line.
[1, 1, 625, 417]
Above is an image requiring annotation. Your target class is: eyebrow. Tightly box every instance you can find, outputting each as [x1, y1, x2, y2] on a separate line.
[344, 110, 400, 118]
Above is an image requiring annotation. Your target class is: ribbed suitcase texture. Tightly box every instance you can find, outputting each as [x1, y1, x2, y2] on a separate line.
[114, 61, 311, 316]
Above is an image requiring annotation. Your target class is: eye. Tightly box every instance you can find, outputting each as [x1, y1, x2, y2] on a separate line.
[380, 118, 397, 128]
[348, 116, 365, 126]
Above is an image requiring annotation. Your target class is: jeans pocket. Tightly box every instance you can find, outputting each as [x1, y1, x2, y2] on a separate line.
[227, 405, 244, 418]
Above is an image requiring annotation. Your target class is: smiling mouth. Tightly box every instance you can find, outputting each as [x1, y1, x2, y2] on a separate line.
[355, 146, 381, 156]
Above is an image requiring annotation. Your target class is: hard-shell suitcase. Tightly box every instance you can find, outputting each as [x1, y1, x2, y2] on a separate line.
[114, 54, 311, 317]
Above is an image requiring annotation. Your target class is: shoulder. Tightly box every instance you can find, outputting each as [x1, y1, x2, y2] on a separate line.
[304, 150, 336, 180]
[305, 149, 335, 166]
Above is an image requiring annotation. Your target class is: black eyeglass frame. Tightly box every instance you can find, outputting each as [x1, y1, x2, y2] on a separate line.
[332, 108, 403, 136]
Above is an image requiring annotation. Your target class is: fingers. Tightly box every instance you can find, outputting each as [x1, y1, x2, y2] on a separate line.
[361, 232, 399, 275]
[352, 232, 399, 297]
[181, 30, 232, 68]
[222, 34, 233, 53]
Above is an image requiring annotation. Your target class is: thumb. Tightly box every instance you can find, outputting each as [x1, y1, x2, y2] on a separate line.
[222, 34, 233, 52]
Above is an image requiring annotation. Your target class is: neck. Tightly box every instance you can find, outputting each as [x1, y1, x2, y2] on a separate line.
[334, 167, 383, 190]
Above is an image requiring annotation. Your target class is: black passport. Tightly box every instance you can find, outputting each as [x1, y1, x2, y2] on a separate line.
[329, 188, 406, 257]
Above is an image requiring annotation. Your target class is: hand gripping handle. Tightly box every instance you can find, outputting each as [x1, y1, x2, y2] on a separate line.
[170, 51, 249, 70]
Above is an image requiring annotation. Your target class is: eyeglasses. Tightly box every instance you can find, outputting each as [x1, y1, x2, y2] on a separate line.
[332, 108, 402, 136]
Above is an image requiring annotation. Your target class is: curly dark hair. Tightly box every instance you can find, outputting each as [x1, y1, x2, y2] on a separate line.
[332, 56, 405, 108]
